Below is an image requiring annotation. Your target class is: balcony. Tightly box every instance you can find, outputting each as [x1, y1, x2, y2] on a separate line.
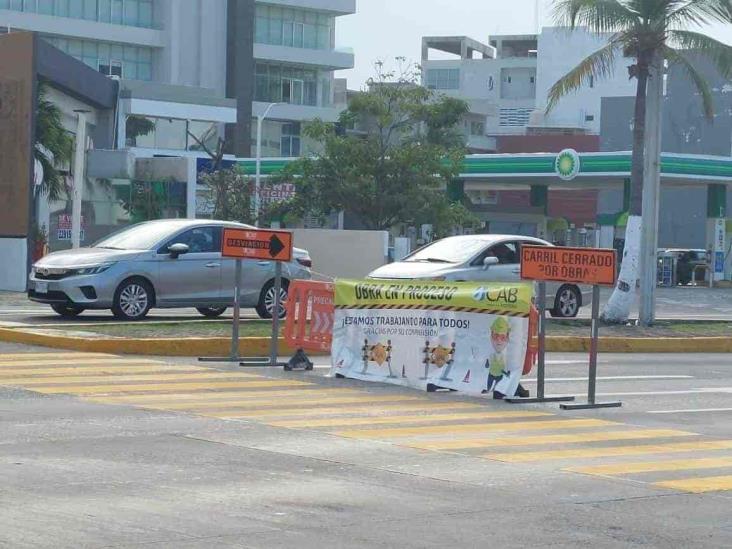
[254, 43, 354, 70]
[257, 0, 357, 16]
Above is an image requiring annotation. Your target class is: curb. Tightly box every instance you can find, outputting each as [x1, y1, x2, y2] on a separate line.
[0, 327, 730, 355]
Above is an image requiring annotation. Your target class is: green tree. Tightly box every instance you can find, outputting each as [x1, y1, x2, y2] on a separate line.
[270, 60, 476, 234]
[547, 0, 732, 323]
[35, 83, 74, 201]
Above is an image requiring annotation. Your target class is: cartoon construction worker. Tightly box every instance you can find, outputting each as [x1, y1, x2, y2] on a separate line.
[485, 316, 511, 393]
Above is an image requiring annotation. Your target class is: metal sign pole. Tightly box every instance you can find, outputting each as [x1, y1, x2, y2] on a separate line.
[269, 261, 283, 367]
[506, 281, 574, 404]
[561, 285, 621, 410]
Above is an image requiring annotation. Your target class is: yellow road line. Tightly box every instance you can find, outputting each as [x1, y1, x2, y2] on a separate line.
[148, 394, 427, 411]
[0, 366, 206, 377]
[1, 371, 259, 386]
[30, 379, 312, 395]
[566, 457, 732, 476]
[409, 429, 698, 450]
[266, 410, 552, 429]
[87, 388, 364, 404]
[485, 440, 732, 463]
[212, 401, 486, 419]
[655, 475, 732, 493]
[333, 418, 615, 439]
[0, 359, 163, 368]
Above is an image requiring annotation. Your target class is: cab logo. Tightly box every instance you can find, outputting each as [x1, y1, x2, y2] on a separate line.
[472, 286, 519, 304]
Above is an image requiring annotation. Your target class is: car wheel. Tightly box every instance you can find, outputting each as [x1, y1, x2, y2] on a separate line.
[112, 278, 153, 320]
[50, 304, 85, 318]
[196, 306, 227, 318]
[550, 285, 581, 318]
[255, 279, 289, 319]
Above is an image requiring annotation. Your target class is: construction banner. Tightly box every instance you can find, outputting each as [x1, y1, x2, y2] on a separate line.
[330, 279, 533, 396]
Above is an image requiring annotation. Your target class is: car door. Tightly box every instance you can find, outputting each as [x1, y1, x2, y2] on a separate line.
[220, 257, 275, 307]
[155, 226, 223, 305]
[461, 241, 521, 282]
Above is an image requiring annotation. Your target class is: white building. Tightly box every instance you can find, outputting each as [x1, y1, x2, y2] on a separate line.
[1, 0, 356, 157]
[421, 27, 636, 146]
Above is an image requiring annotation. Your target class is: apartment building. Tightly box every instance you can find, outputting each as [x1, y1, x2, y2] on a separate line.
[0, 0, 356, 157]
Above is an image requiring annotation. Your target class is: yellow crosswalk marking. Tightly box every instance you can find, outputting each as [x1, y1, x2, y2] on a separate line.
[485, 440, 732, 463]
[31, 379, 312, 395]
[88, 388, 364, 404]
[334, 418, 615, 439]
[655, 475, 732, 493]
[0, 359, 163, 368]
[1, 371, 258, 386]
[266, 410, 552, 429]
[567, 457, 732, 476]
[147, 394, 427, 411]
[409, 429, 698, 450]
[0, 366, 205, 377]
[212, 402, 484, 419]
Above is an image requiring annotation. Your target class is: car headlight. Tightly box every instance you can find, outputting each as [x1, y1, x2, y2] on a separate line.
[70, 262, 116, 275]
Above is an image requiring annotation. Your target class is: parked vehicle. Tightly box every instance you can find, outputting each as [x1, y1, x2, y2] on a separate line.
[28, 219, 312, 320]
[368, 234, 590, 318]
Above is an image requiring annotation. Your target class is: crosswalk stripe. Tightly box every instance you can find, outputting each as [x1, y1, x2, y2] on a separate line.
[0, 359, 164, 368]
[566, 457, 732, 476]
[87, 388, 365, 404]
[0, 366, 206, 377]
[30, 379, 312, 395]
[0, 371, 259, 386]
[212, 402, 487, 419]
[485, 440, 732, 463]
[333, 418, 615, 439]
[145, 394, 427, 411]
[654, 475, 732, 493]
[408, 429, 699, 450]
[266, 410, 552, 429]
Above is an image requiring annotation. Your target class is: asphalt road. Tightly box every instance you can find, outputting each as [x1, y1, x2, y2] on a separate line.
[3, 286, 732, 327]
[1, 343, 731, 548]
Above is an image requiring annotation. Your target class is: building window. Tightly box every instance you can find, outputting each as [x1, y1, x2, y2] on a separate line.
[499, 108, 533, 127]
[488, 76, 494, 91]
[125, 116, 220, 151]
[255, 5, 334, 51]
[255, 63, 319, 107]
[43, 36, 153, 81]
[470, 121, 485, 136]
[1, 0, 154, 28]
[280, 122, 301, 157]
[589, 75, 595, 88]
[426, 69, 460, 90]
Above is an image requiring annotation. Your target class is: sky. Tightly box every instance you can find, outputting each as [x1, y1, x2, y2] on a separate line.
[335, 0, 732, 89]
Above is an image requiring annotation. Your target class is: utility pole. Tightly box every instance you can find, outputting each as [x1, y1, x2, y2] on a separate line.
[638, 54, 663, 326]
[71, 110, 89, 249]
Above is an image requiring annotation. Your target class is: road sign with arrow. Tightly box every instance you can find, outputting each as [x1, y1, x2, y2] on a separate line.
[222, 228, 293, 262]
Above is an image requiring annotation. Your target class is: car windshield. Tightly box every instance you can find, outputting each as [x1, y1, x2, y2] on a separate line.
[405, 238, 489, 264]
[93, 223, 181, 250]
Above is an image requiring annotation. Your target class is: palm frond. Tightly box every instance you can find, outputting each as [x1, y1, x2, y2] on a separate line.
[662, 45, 715, 119]
[552, 0, 639, 32]
[546, 41, 619, 113]
[667, 0, 732, 26]
[669, 29, 732, 78]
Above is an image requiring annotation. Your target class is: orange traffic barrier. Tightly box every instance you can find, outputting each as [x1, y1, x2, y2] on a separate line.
[284, 280, 335, 353]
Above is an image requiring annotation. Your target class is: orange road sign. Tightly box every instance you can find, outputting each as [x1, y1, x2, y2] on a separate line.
[222, 228, 293, 262]
[521, 245, 617, 286]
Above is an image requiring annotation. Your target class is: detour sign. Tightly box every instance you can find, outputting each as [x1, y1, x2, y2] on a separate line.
[222, 227, 293, 262]
[521, 245, 617, 286]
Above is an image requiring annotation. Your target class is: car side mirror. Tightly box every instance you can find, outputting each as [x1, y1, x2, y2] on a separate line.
[483, 256, 499, 270]
[168, 243, 189, 259]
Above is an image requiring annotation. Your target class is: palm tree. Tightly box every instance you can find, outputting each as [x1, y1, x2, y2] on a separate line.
[35, 82, 74, 202]
[547, 0, 732, 322]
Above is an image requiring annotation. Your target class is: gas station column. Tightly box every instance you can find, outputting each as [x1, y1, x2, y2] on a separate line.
[706, 184, 728, 282]
[530, 185, 548, 240]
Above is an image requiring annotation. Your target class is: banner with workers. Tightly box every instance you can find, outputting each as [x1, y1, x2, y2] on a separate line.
[330, 279, 533, 397]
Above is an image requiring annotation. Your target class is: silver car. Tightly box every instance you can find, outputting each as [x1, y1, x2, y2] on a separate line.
[28, 219, 312, 320]
[369, 234, 588, 318]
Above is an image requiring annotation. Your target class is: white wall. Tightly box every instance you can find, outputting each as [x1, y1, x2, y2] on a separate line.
[536, 27, 636, 133]
[292, 229, 389, 279]
[0, 238, 28, 292]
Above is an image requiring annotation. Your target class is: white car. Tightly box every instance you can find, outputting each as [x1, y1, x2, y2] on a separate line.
[369, 234, 589, 317]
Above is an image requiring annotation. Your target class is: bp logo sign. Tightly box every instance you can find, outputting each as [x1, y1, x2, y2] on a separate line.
[555, 149, 581, 181]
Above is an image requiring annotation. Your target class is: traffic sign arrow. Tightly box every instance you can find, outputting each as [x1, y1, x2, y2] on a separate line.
[269, 235, 285, 258]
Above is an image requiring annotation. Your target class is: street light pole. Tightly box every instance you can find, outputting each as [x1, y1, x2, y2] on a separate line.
[71, 110, 89, 249]
[255, 102, 282, 226]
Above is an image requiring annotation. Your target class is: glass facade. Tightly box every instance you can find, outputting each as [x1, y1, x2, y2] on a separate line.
[43, 35, 153, 80]
[255, 4, 333, 50]
[255, 62, 324, 106]
[426, 68, 460, 90]
[0, 0, 155, 28]
[125, 115, 219, 151]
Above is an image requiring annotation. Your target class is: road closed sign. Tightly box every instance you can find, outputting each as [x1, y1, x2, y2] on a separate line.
[222, 228, 293, 262]
[521, 245, 617, 286]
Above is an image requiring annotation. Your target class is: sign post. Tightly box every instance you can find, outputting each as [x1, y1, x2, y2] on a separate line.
[508, 245, 621, 409]
[199, 227, 293, 367]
